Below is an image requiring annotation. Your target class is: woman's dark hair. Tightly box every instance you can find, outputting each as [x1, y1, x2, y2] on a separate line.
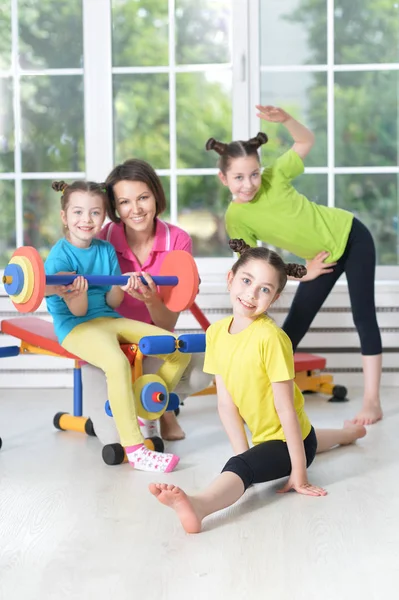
[104, 159, 167, 223]
[205, 132, 268, 174]
[52, 180, 107, 211]
[229, 239, 307, 294]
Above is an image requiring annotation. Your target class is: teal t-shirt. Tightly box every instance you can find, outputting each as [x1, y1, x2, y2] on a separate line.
[225, 149, 354, 263]
[45, 238, 122, 343]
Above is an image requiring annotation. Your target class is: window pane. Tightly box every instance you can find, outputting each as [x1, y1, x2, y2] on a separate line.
[0, 78, 14, 172]
[20, 75, 84, 172]
[336, 174, 399, 265]
[112, 0, 168, 67]
[113, 74, 169, 169]
[0, 1, 11, 69]
[177, 175, 231, 257]
[22, 180, 63, 253]
[176, 71, 232, 169]
[335, 71, 398, 168]
[334, 0, 399, 64]
[175, 0, 231, 65]
[18, 0, 83, 69]
[260, 72, 327, 167]
[0, 180, 16, 265]
[294, 173, 327, 205]
[260, 0, 327, 66]
[159, 176, 171, 222]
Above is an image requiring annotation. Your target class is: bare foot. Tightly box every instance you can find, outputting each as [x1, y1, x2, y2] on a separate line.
[149, 483, 202, 533]
[349, 405, 383, 426]
[160, 412, 186, 441]
[342, 421, 367, 443]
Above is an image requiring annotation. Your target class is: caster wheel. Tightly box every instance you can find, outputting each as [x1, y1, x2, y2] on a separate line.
[329, 385, 348, 402]
[144, 436, 164, 453]
[174, 407, 180, 417]
[84, 418, 96, 437]
[53, 412, 67, 430]
[102, 443, 125, 465]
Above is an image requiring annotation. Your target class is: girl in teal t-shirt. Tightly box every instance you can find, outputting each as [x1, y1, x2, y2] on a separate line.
[45, 180, 190, 473]
[206, 105, 382, 427]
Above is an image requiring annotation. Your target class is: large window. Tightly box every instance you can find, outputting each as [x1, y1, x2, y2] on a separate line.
[111, 0, 233, 257]
[258, 0, 399, 266]
[0, 0, 85, 267]
[0, 0, 398, 274]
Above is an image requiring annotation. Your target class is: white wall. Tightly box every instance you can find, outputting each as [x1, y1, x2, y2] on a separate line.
[1, 276, 398, 389]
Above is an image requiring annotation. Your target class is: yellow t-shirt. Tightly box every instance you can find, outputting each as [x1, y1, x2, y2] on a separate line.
[225, 149, 354, 264]
[203, 314, 312, 445]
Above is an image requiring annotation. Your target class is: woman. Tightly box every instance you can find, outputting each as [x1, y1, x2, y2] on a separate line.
[82, 159, 212, 446]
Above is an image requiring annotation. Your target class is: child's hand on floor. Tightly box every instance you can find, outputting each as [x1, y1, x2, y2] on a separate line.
[277, 474, 327, 497]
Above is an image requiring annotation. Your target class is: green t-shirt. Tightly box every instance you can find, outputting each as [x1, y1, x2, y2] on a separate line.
[225, 149, 354, 263]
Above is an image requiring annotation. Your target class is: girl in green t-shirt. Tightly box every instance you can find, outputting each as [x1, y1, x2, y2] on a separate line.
[205, 106, 383, 428]
[148, 240, 367, 534]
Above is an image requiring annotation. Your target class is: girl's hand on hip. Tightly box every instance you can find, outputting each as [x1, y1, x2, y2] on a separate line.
[277, 475, 327, 497]
[255, 105, 291, 123]
[303, 251, 337, 281]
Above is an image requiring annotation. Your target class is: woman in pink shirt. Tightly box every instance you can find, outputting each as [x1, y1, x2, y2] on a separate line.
[82, 159, 211, 445]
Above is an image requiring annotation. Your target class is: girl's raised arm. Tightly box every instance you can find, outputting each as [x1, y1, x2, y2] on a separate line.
[256, 105, 315, 160]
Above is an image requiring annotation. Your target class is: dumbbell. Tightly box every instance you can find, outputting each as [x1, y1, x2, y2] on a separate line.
[139, 333, 206, 355]
[2, 246, 199, 313]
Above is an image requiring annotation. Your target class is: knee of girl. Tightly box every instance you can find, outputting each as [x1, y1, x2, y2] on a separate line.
[222, 456, 253, 491]
[104, 353, 132, 380]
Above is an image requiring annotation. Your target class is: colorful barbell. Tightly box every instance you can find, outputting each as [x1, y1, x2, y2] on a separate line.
[2, 246, 199, 313]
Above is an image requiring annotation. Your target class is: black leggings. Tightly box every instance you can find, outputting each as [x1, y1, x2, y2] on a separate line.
[282, 218, 382, 356]
[222, 427, 317, 491]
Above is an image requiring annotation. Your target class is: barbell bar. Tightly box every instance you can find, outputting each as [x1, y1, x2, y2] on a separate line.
[2, 246, 199, 313]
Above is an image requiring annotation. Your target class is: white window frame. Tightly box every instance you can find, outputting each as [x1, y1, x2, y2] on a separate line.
[251, 0, 399, 281]
[1, 0, 397, 283]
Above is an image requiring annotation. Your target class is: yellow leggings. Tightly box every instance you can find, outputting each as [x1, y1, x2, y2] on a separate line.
[62, 317, 191, 446]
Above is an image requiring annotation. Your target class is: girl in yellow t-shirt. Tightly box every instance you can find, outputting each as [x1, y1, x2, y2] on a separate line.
[149, 239, 367, 533]
[205, 105, 382, 428]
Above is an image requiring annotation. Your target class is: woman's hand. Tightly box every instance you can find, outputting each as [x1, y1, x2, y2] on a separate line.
[302, 251, 337, 281]
[121, 271, 160, 306]
[256, 105, 291, 123]
[277, 474, 327, 497]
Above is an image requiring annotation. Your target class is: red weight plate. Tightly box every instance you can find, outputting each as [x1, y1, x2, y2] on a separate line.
[12, 247, 45, 313]
[159, 250, 199, 312]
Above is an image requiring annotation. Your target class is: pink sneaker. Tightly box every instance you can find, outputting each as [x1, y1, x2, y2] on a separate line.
[125, 444, 180, 473]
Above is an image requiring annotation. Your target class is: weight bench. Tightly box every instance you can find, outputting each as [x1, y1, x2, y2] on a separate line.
[0, 317, 190, 464]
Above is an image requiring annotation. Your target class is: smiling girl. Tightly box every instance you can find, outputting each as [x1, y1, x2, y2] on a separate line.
[44, 180, 191, 472]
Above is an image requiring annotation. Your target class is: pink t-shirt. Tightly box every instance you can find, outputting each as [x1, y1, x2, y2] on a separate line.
[98, 219, 192, 325]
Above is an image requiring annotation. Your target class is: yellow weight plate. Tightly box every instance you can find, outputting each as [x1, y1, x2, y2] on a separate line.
[8, 256, 35, 305]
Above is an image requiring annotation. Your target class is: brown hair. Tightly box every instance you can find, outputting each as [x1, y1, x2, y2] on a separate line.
[52, 180, 106, 211]
[229, 239, 307, 294]
[104, 159, 167, 223]
[205, 132, 268, 174]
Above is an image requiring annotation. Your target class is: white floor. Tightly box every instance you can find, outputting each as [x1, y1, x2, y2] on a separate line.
[0, 387, 398, 600]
